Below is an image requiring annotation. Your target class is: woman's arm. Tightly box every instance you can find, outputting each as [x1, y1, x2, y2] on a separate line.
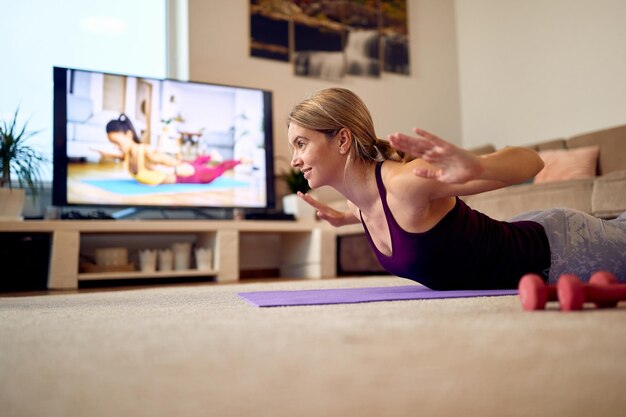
[297, 192, 360, 227]
[388, 129, 544, 198]
[92, 148, 125, 161]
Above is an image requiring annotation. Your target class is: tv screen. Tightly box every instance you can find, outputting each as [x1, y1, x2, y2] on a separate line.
[52, 66, 275, 213]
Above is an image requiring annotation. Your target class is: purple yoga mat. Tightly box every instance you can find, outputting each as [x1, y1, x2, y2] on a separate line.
[238, 285, 518, 307]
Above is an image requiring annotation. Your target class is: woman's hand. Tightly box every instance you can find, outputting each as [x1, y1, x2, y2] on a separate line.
[388, 128, 483, 184]
[297, 192, 359, 227]
[91, 147, 124, 161]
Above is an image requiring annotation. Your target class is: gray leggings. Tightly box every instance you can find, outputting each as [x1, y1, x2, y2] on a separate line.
[509, 209, 626, 283]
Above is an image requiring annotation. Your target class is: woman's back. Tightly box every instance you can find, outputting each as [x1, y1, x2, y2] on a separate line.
[361, 163, 551, 290]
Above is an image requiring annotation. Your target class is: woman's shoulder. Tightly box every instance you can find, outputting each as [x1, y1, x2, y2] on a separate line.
[382, 159, 429, 186]
[382, 159, 437, 201]
[381, 159, 454, 230]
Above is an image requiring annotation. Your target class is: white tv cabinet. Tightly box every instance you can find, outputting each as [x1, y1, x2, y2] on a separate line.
[0, 220, 342, 289]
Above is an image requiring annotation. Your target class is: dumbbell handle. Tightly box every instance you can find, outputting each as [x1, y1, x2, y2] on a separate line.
[585, 284, 626, 303]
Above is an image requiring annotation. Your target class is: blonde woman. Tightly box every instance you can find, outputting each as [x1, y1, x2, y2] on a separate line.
[289, 88, 625, 290]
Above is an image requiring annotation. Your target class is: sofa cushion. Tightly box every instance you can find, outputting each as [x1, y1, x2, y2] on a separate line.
[534, 145, 599, 184]
[591, 171, 626, 218]
[534, 139, 566, 151]
[523, 138, 566, 152]
[567, 124, 626, 175]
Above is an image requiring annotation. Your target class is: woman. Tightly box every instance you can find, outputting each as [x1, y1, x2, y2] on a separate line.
[98, 114, 239, 185]
[289, 88, 625, 290]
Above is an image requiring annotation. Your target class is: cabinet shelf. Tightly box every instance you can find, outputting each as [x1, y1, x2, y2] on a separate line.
[0, 220, 338, 289]
[78, 268, 218, 281]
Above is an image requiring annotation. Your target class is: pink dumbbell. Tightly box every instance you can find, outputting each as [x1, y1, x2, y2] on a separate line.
[518, 271, 621, 311]
[518, 273, 557, 311]
[557, 271, 622, 311]
[588, 270, 619, 308]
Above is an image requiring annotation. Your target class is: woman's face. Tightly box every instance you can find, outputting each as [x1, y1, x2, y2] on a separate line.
[107, 130, 134, 151]
[288, 123, 343, 189]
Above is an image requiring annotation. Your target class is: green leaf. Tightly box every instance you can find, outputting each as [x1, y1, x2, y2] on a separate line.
[281, 168, 311, 194]
[0, 107, 47, 195]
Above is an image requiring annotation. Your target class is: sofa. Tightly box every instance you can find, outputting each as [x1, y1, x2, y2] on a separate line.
[463, 124, 626, 220]
[66, 94, 122, 163]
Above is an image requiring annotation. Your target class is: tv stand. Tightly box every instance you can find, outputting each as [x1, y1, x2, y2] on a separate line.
[0, 219, 338, 289]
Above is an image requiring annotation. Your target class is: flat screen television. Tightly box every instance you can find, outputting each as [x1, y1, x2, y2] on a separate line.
[52, 66, 275, 216]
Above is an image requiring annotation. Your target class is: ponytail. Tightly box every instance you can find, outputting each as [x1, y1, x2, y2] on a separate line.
[105, 113, 141, 143]
[118, 113, 141, 143]
[374, 138, 410, 162]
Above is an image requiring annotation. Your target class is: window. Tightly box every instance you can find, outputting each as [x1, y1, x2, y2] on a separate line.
[0, 0, 168, 181]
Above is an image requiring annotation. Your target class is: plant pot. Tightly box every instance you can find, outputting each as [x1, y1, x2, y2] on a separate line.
[282, 193, 317, 222]
[0, 188, 26, 220]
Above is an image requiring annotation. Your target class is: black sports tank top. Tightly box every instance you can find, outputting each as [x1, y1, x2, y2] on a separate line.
[360, 162, 551, 290]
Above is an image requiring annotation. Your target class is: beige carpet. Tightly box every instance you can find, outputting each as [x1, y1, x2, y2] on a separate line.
[1, 276, 626, 417]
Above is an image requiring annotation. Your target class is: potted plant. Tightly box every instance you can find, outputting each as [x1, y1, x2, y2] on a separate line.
[0, 108, 47, 220]
[282, 167, 311, 195]
[281, 168, 316, 221]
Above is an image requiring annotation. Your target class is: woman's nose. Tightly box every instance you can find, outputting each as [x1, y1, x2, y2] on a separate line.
[290, 153, 301, 168]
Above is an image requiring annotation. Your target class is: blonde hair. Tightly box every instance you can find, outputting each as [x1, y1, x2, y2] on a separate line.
[287, 88, 405, 162]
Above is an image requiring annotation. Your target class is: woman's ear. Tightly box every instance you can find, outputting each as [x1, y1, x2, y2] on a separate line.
[338, 128, 352, 154]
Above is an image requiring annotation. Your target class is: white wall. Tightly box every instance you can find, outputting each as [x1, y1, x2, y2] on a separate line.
[186, 0, 462, 271]
[456, 0, 626, 149]
[187, 0, 462, 175]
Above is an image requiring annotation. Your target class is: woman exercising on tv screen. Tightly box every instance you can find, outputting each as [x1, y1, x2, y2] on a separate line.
[96, 114, 240, 185]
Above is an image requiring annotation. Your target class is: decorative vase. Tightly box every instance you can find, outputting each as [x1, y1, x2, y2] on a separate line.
[282, 193, 317, 222]
[0, 188, 26, 220]
[195, 247, 213, 271]
[138, 249, 157, 272]
[158, 249, 173, 271]
[172, 242, 191, 270]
